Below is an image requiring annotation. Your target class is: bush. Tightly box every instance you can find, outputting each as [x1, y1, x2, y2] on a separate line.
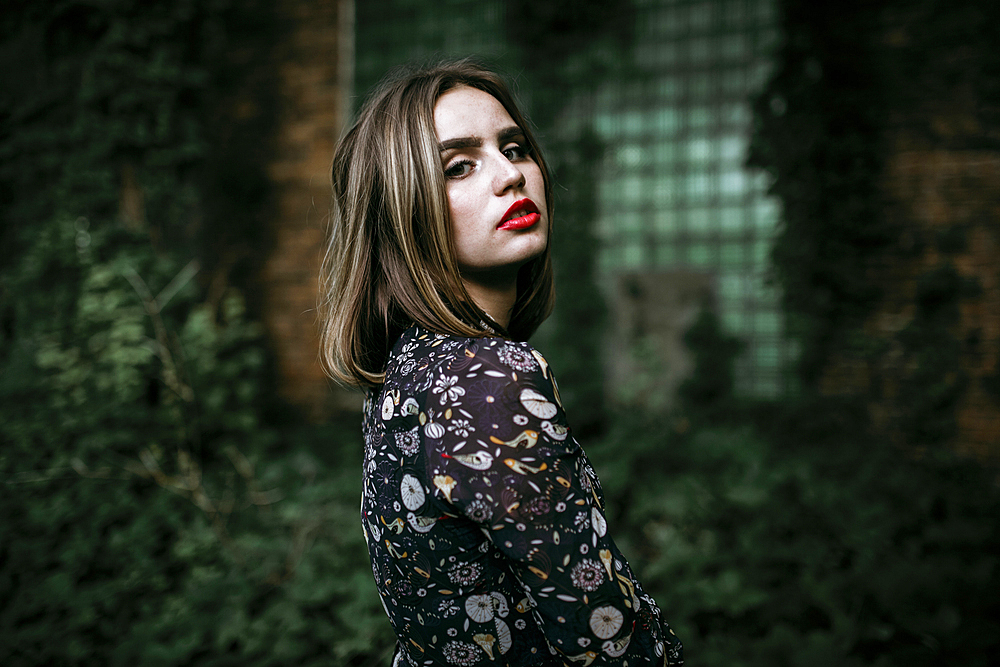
[588, 408, 1000, 667]
[0, 220, 394, 666]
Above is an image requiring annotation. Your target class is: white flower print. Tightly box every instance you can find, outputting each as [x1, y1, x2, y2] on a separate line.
[465, 594, 494, 623]
[395, 426, 419, 456]
[464, 498, 493, 523]
[497, 344, 538, 372]
[447, 418, 474, 438]
[399, 358, 417, 376]
[438, 600, 460, 617]
[361, 325, 684, 665]
[570, 559, 605, 591]
[433, 374, 466, 405]
[442, 641, 481, 666]
[589, 605, 624, 639]
[447, 561, 482, 586]
[400, 473, 425, 511]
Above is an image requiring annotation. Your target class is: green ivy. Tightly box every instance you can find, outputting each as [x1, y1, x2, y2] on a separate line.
[748, 0, 893, 385]
[587, 410, 1000, 667]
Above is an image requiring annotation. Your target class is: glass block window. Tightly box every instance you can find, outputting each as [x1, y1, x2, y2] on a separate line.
[581, 0, 789, 397]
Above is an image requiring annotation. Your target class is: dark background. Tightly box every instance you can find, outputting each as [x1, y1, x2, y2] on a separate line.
[2, 1, 998, 665]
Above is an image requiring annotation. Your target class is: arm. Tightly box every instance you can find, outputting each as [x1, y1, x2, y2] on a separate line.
[426, 337, 682, 665]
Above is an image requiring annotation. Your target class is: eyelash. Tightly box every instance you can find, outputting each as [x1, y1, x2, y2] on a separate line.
[444, 159, 474, 179]
[443, 142, 531, 180]
[502, 143, 529, 161]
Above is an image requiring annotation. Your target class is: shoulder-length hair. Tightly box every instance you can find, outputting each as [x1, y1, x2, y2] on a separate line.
[319, 59, 555, 388]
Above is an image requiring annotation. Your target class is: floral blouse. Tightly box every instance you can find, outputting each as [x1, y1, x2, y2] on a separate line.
[361, 324, 683, 666]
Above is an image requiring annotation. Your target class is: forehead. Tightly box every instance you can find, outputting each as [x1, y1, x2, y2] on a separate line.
[433, 86, 516, 140]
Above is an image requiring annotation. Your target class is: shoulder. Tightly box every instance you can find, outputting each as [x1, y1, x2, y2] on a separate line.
[384, 325, 562, 417]
[383, 325, 471, 394]
[386, 325, 552, 379]
[463, 336, 562, 406]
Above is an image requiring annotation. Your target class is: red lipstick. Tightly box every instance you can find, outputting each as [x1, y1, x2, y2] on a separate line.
[497, 198, 541, 231]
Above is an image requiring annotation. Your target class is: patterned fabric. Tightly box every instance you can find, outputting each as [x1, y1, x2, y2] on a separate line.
[362, 325, 683, 666]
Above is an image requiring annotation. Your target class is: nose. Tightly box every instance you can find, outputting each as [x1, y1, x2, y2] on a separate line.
[492, 153, 526, 195]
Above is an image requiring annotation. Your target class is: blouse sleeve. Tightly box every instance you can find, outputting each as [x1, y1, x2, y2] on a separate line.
[425, 337, 682, 665]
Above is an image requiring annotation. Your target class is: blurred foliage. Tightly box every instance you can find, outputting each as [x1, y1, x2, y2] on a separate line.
[0, 219, 394, 665]
[748, 0, 893, 385]
[677, 308, 746, 426]
[0, 1, 392, 664]
[590, 410, 1000, 667]
[589, 313, 1000, 667]
[2, 1, 998, 666]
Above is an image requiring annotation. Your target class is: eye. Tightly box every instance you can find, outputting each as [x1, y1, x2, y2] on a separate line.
[502, 143, 529, 161]
[443, 159, 474, 179]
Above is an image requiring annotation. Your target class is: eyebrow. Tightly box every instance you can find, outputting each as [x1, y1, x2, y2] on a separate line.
[438, 126, 525, 153]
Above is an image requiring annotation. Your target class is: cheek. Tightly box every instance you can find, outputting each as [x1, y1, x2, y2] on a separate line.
[446, 185, 485, 240]
[526, 165, 546, 206]
[446, 193, 471, 238]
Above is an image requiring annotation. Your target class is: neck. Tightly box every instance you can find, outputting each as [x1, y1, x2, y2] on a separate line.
[462, 279, 516, 330]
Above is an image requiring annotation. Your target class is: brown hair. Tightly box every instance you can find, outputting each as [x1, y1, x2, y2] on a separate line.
[318, 59, 555, 388]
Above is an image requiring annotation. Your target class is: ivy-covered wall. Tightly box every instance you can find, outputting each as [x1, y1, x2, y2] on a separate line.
[751, 0, 1000, 457]
[0, 2, 394, 664]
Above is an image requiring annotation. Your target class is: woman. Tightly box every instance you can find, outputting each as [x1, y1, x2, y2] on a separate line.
[320, 60, 683, 666]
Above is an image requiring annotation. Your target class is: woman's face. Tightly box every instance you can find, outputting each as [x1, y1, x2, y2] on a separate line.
[434, 86, 548, 294]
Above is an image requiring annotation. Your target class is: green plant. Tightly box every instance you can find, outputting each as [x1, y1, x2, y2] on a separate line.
[587, 408, 1000, 667]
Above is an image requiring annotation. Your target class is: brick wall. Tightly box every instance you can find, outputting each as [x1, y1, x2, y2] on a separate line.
[260, 0, 359, 418]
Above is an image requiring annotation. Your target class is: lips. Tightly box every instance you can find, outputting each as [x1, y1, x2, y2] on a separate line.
[497, 198, 541, 231]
